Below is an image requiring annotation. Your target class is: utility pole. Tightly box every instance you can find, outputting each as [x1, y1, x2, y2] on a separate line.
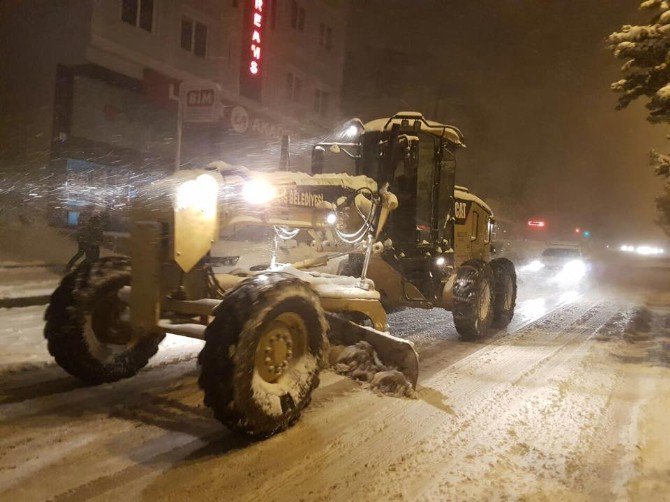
[279, 134, 290, 171]
[170, 82, 182, 173]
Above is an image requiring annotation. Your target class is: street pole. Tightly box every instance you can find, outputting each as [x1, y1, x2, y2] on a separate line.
[279, 134, 290, 171]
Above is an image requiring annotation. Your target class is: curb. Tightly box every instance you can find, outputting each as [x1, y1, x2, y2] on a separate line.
[0, 295, 51, 309]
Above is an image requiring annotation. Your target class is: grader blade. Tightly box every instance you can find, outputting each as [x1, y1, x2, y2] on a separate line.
[325, 313, 419, 387]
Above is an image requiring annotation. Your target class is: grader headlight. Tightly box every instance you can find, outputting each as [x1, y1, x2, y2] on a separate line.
[242, 179, 278, 205]
[175, 174, 219, 219]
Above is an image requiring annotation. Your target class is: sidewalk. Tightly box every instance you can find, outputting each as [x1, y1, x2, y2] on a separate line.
[0, 220, 74, 309]
[0, 265, 61, 308]
[0, 220, 131, 308]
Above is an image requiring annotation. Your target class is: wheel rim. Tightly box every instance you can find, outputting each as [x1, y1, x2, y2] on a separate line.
[255, 312, 308, 384]
[478, 283, 492, 321]
[84, 289, 136, 362]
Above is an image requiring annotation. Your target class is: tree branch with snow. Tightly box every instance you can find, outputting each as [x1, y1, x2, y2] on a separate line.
[608, 2, 670, 236]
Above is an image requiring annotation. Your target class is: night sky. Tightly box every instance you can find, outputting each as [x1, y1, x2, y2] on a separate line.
[345, 0, 668, 242]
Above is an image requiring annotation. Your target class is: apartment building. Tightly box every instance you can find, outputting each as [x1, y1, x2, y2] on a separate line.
[0, 0, 348, 224]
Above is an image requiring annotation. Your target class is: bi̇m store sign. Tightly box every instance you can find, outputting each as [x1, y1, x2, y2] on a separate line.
[240, 0, 266, 101]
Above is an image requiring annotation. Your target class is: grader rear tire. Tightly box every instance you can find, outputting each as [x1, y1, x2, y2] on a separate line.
[44, 257, 163, 384]
[452, 260, 495, 340]
[491, 258, 517, 328]
[198, 273, 328, 438]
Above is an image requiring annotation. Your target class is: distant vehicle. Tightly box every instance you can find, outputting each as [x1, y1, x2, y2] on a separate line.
[522, 243, 589, 286]
[540, 245, 583, 271]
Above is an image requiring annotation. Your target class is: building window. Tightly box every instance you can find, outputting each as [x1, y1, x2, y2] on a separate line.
[319, 23, 333, 51]
[181, 18, 193, 50]
[314, 89, 329, 115]
[194, 21, 207, 57]
[122, 0, 153, 32]
[181, 17, 207, 57]
[291, 1, 305, 31]
[287, 72, 301, 101]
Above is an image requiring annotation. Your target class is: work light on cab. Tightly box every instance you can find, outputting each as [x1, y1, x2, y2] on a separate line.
[175, 173, 219, 219]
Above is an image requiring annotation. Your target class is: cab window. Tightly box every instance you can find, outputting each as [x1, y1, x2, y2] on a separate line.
[415, 137, 435, 229]
[387, 132, 437, 250]
[484, 216, 492, 243]
[471, 211, 479, 240]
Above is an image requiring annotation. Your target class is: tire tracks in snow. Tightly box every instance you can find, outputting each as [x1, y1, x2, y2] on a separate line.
[359, 301, 620, 500]
[166, 298, 615, 501]
[0, 292, 615, 500]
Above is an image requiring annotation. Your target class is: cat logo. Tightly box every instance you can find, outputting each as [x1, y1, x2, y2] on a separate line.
[455, 201, 467, 220]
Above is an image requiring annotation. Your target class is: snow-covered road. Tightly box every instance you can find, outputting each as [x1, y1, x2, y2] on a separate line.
[1, 265, 669, 501]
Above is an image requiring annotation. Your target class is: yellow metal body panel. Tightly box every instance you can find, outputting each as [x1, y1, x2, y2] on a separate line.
[454, 201, 492, 267]
[319, 297, 388, 332]
[174, 205, 217, 272]
[130, 221, 162, 332]
[173, 171, 222, 272]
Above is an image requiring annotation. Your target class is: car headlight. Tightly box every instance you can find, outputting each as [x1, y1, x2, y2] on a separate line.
[554, 259, 587, 284]
[242, 179, 277, 205]
[175, 174, 218, 218]
[523, 260, 545, 272]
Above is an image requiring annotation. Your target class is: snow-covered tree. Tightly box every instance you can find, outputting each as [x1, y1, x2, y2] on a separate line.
[649, 150, 670, 234]
[607, 0, 670, 236]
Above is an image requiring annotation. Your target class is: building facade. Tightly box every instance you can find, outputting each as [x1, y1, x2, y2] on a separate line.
[0, 0, 348, 225]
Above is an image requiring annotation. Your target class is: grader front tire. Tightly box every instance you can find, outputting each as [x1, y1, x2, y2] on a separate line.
[198, 273, 328, 438]
[44, 257, 163, 384]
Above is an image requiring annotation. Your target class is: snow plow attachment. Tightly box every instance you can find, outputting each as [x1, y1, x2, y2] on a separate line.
[325, 313, 420, 387]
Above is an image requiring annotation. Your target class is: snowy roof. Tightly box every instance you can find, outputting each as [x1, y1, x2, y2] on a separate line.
[455, 186, 493, 215]
[363, 112, 465, 147]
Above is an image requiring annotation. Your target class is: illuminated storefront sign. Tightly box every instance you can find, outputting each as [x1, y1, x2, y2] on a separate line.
[248, 0, 263, 76]
[240, 0, 265, 100]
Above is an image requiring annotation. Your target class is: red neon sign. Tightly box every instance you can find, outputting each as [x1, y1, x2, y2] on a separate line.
[249, 0, 263, 75]
[527, 220, 546, 228]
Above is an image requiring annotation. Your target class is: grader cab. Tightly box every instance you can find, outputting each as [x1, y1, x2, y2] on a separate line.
[44, 112, 516, 438]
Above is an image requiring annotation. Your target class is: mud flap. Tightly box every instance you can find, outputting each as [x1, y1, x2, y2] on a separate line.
[325, 313, 420, 387]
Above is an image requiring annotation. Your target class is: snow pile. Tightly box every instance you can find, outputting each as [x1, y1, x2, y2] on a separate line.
[595, 306, 653, 342]
[276, 265, 379, 300]
[657, 83, 670, 102]
[623, 306, 653, 341]
[604, 306, 670, 364]
[329, 341, 416, 398]
[595, 312, 627, 340]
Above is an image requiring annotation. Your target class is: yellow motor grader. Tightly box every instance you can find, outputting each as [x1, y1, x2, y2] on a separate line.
[44, 112, 516, 437]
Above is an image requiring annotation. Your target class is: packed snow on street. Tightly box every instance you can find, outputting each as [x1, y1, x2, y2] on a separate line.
[1, 239, 669, 501]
